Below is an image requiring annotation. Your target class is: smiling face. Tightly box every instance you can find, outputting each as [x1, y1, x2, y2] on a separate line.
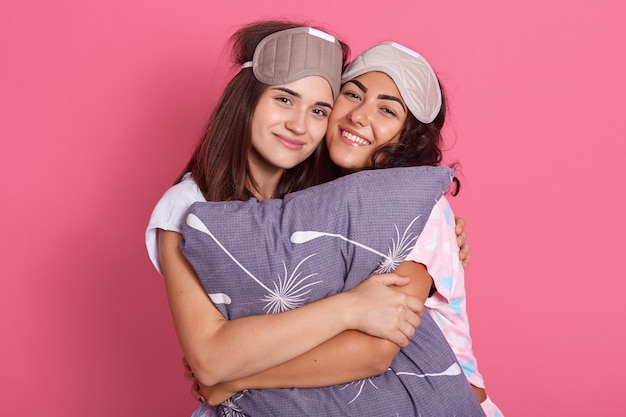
[248, 75, 334, 181]
[325, 71, 408, 172]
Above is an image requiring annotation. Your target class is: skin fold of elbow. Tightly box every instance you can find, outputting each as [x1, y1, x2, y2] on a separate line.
[354, 337, 398, 375]
[369, 349, 396, 375]
[187, 355, 226, 387]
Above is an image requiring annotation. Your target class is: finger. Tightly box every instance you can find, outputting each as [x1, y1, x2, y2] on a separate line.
[400, 320, 417, 341]
[388, 330, 410, 348]
[404, 309, 422, 329]
[455, 216, 465, 234]
[458, 241, 469, 258]
[191, 381, 203, 402]
[462, 253, 471, 269]
[405, 296, 425, 315]
[377, 273, 411, 287]
[182, 356, 195, 380]
[456, 230, 466, 248]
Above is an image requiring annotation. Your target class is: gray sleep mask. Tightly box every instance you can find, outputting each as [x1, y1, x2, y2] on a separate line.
[242, 27, 344, 98]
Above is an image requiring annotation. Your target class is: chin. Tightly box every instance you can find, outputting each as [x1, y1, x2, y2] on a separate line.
[333, 155, 363, 170]
[332, 160, 358, 173]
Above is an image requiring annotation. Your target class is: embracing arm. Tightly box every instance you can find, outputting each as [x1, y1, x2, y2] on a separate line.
[196, 260, 433, 405]
[159, 229, 422, 387]
[246, 261, 433, 383]
[193, 213, 468, 403]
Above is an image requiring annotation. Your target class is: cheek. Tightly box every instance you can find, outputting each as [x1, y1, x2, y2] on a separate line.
[325, 125, 340, 146]
[377, 124, 404, 145]
[326, 110, 347, 139]
[328, 99, 351, 123]
[250, 105, 270, 134]
[311, 120, 329, 144]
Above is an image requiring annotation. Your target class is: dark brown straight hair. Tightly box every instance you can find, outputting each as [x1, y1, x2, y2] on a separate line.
[178, 20, 350, 201]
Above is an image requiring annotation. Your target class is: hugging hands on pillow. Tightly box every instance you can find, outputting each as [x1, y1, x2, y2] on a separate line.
[179, 166, 485, 417]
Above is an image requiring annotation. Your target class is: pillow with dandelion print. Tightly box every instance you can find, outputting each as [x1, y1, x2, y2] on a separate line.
[181, 165, 453, 317]
[179, 166, 486, 417]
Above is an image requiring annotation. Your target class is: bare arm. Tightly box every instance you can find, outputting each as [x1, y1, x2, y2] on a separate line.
[196, 260, 433, 405]
[193, 215, 475, 405]
[159, 229, 423, 387]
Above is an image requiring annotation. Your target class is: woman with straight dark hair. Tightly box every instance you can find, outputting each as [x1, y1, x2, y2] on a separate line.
[147, 21, 443, 417]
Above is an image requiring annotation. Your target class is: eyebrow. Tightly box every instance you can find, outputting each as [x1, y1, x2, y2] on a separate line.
[271, 86, 333, 110]
[345, 79, 406, 113]
[378, 94, 406, 112]
[347, 79, 367, 93]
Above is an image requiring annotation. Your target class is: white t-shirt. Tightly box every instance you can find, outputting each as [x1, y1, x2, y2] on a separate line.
[145, 173, 205, 275]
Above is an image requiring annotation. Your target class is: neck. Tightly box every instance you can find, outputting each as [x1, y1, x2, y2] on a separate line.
[248, 163, 284, 200]
[251, 176, 281, 200]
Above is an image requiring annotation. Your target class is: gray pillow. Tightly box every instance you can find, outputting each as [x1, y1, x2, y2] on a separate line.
[181, 166, 484, 417]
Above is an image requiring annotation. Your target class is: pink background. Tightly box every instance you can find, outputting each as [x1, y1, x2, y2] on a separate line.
[2, 0, 625, 415]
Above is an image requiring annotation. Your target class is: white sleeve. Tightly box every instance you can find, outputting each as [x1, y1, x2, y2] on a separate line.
[145, 176, 205, 275]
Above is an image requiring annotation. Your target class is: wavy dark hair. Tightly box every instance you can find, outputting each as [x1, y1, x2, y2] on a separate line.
[177, 20, 350, 201]
[316, 82, 461, 195]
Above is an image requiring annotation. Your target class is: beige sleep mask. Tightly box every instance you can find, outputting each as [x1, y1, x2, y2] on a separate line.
[342, 42, 442, 123]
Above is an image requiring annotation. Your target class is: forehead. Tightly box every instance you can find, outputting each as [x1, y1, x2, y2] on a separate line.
[271, 75, 333, 102]
[351, 71, 402, 96]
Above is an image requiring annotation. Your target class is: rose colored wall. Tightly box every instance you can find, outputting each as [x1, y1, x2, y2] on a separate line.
[2, 1, 625, 415]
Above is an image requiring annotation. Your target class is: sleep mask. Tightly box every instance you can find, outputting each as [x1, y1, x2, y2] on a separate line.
[341, 42, 442, 123]
[242, 27, 344, 98]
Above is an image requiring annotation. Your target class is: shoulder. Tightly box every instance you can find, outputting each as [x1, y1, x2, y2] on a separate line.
[159, 174, 205, 209]
[152, 174, 205, 228]
[145, 174, 206, 274]
[429, 196, 455, 225]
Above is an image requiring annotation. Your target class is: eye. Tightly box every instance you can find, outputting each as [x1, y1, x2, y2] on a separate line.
[312, 108, 329, 118]
[275, 96, 293, 105]
[381, 107, 398, 117]
[342, 90, 361, 101]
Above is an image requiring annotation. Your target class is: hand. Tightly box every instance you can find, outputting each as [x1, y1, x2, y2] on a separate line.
[184, 356, 236, 406]
[455, 216, 471, 268]
[183, 356, 206, 403]
[346, 273, 424, 347]
[197, 382, 237, 406]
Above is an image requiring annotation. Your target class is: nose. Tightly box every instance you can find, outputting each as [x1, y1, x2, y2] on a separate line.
[348, 104, 369, 127]
[285, 109, 307, 135]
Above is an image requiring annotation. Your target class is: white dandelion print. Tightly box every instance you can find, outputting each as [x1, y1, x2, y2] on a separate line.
[261, 255, 322, 314]
[219, 392, 246, 417]
[290, 215, 422, 274]
[340, 377, 380, 404]
[187, 213, 321, 313]
[374, 215, 422, 273]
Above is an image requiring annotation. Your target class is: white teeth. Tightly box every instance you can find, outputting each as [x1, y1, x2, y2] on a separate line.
[342, 131, 369, 145]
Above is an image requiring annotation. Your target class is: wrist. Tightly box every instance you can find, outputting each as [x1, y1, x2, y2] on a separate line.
[333, 291, 359, 331]
[224, 378, 240, 392]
